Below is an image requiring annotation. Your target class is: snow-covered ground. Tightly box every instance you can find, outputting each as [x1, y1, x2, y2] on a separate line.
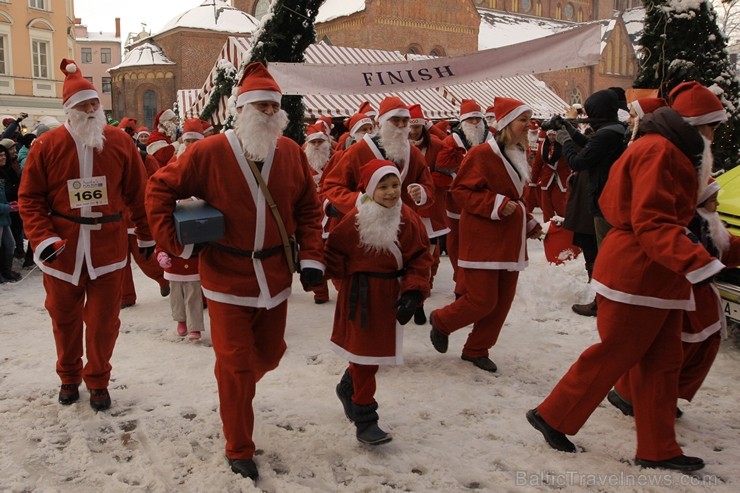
[2, 232, 739, 492]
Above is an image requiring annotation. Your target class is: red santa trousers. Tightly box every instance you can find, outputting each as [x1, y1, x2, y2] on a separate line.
[539, 187, 568, 223]
[433, 268, 518, 358]
[349, 363, 379, 405]
[120, 235, 167, 305]
[537, 296, 684, 461]
[615, 331, 721, 403]
[208, 299, 288, 460]
[43, 268, 124, 389]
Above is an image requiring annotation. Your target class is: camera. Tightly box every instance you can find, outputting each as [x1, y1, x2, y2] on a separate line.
[540, 115, 565, 132]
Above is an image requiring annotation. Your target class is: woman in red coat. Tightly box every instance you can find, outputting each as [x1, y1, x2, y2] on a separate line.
[429, 97, 542, 373]
[327, 159, 433, 446]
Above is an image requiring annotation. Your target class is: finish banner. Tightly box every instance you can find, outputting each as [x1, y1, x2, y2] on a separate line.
[269, 24, 601, 96]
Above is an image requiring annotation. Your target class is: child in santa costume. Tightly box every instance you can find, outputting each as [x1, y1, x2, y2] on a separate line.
[156, 238, 204, 341]
[430, 97, 542, 373]
[608, 177, 740, 416]
[327, 159, 433, 445]
[527, 81, 729, 472]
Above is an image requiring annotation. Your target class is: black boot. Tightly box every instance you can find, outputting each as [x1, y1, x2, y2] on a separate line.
[336, 368, 354, 422]
[1, 253, 20, 282]
[352, 402, 392, 445]
[571, 299, 597, 317]
[413, 304, 427, 325]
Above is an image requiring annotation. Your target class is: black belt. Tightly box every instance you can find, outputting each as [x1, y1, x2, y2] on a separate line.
[349, 269, 405, 328]
[50, 209, 122, 225]
[208, 242, 283, 260]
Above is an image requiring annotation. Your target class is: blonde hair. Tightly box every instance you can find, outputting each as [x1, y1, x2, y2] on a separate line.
[496, 125, 527, 149]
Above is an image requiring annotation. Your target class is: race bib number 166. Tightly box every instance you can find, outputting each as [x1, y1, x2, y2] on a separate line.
[67, 176, 109, 209]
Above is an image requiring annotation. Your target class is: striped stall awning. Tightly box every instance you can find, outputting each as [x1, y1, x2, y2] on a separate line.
[188, 36, 569, 125]
[176, 89, 200, 120]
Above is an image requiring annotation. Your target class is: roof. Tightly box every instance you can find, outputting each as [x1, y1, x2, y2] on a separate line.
[109, 42, 175, 70]
[182, 36, 568, 124]
[477, 9, 573, 50]
[76, 32, 120, 43]
[622, 6, 646, 54]
[315, 0, 366, 23]
[158, 0, 259, 36]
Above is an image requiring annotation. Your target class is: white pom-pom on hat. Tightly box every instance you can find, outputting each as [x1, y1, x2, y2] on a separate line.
[66, 63, 77, 74]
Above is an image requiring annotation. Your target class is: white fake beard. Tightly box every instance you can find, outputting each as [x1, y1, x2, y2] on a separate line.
[378, 121, 410, 165]
[505, 144, 531, 182]
[233, 104, 289, 161]
[697, 208, 731, 254]
[462, 120, 485, 146]
[697, 135, 714, 202]
[68, 107, 107, 150]
[160, 120, 178, 141]
[305, 140, 331, 173]
[356, 199, 402, 255]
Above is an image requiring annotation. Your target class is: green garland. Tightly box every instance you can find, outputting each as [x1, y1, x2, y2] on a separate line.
[199, 64, 237, 122]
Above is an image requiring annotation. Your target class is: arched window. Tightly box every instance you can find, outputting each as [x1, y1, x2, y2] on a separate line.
[254, 0, 270, 19]
[143, 90, 157, 130]
[570, 87, 582, 106]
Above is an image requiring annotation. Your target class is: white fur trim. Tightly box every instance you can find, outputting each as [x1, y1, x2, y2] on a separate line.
[409, 118, 425, 126]
[495, 104, 532, 131]
[378, 107, 410, 125]
[683, 109, 728, 126]
[236, 90, 282, 108]
[181, 132, 203, 141]
[66, 63, 77, 73]
[592, 279, 696, 310]
[63, 89, 99, 110]
[306, 132, 328, 143]
[459, 111, 484, 121]
[350, 117, 373, 136]
[147, 140, 171, 155]
[686, 258, 725, 284]
[366, 165, 400, 197]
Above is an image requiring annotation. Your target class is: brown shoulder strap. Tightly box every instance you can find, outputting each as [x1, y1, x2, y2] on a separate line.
[244, 157, 296, 273]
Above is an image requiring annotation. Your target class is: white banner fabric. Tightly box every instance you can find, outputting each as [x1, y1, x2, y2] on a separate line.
[269, 24, 601, 96]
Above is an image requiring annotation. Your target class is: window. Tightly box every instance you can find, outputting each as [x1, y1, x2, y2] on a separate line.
[0, 36, 6, 75]
[81, 47, 92, 63]
[32, 39, 50, 78]
[143, 90, 157, 130]
[570, 87, 582, 106]
[101, 48, 111, 64]
[102, 77, 111, 93]
[29, 0, 48, 10]
[84, 76, 93, 83]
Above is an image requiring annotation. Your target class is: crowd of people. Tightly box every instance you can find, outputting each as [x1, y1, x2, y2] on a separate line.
[3, 56, 735, 482]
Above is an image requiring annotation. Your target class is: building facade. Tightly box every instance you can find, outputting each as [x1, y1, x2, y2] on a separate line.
[74, 18, 121, 116]
[0, 0, 76, 127]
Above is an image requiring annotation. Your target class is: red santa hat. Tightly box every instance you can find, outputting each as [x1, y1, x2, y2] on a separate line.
[348, 112, 373, 137]
[146, 132, 171, 155]
[408, 104, 426, 126]
[669, 81, 727, 126]
[484, 105, 496, 118]
[494, 96, 532, 131]
[153, 109, 177, 129]
[236, 61, 282, 108]
[200, 119, 214, 135]
[135, 126, 150, 139]
[118, 117, 137, 131]
[181, 118, 204, 141]
[459, 99, 484, 122]
[305, 123, 329, 143]
[377, 96, 410, 125]
[359, 158, 401, 197]
[316, 115, 333, 135]
[358, 101, 377, 118]
[630, 97, 668, 119]
[60, 58, 99, 110]
[698, 177, 721, 206]
[429, 120, 450, 139]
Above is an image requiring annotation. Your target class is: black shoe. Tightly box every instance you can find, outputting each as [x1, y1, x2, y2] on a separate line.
[227, 457, 259, 480]
[89, 388, 111, 411]
[635, 454, 704, 472]
[160, 283, 170, 297]
[314, 298, 329, 305]
[429, 313, 448, 354]
[58, 383, 80, 405]
[414, 305, 427, 325]
[526, 409, 576, 453]
[572, 299, 597, 317]
[461, 354, 497, 372]
[607, 390, 634, 416]
[120, 302, 135, 309]
[356, 422, 392, 446]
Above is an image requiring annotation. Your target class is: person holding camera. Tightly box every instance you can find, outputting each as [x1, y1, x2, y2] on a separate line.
[549, 89, 627, 316]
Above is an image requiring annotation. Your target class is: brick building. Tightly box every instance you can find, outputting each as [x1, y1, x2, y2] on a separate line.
[74, 19, 122, 115]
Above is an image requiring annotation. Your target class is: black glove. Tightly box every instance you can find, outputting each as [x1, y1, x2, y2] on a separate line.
[300, 267, 323, 289]
[562, 118, 578, 137]
[394, 290, 423, 325]
[40, 244, 58, 263]
[326, 203, 343, 218]
[139, 245, 155, 260]
[555, 128, 572, 146]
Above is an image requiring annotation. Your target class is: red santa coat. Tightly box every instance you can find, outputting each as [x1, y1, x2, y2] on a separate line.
[19, 123, 153, 285]
[322, 134, 434, 216]
[156, 247, 200, 283]
[147, 130, 176, 168]
[436, 133, 468, 218]
[452, 140, 539, 270]
[146, 130, 325, 309]
[415, 135, 450, 239]
[592, 134, 724, 308]
[531, 139, 569, 192]
[326, 202, 432, 365]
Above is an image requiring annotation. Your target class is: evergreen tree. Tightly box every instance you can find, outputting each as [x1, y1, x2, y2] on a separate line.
[246, 0, 325, 144]
[635, 0, 740, 169]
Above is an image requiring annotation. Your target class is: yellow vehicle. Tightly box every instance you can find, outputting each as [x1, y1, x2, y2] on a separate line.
[716, 165, 740, 326]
